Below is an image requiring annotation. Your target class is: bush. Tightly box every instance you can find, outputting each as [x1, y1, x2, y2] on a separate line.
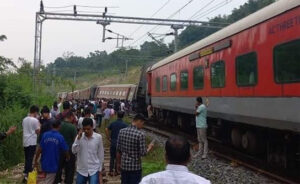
[0, 73, 55, 170]
[0, 106, 27, 170]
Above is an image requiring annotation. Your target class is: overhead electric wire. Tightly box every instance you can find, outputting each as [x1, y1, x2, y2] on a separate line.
[193, 0, 233, 20]
[167, 0, 194, 18]
[129, 0, 194, 47]
[188, 0, 216, 20]
[128, 0, 171, 38]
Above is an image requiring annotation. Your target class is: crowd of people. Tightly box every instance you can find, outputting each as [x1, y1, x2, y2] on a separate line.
[0, 96, 210, 183]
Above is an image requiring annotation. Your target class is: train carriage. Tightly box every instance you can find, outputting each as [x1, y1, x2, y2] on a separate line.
[145, 0, 300, 177]
[94, 84, 137, 101]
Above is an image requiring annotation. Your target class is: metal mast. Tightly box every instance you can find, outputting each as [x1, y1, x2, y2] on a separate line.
[33, 1, 228, 90]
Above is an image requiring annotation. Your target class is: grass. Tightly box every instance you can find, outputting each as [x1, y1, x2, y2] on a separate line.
[142, 140, 165, 177]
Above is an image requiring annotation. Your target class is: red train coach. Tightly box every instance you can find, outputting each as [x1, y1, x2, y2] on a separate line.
[146, 0, 300, 176]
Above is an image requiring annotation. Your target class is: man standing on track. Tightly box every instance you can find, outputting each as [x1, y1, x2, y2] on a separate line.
[105, 111, 128, 176]
[116, 113, 154, 184]
[55, 111, 77, 184]
[194, 97, 208, 159]
[39, 106, 55, 143]
[34, 120, 69, 184]
[22, 105, 40, 181]
[72, 118, 104, 184]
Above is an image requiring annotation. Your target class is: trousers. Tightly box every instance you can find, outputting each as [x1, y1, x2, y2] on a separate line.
[76, 172, 99, 184]
[109, 145, 117, 172]
[197, 128, 208, 156]
[24, 145, 36, 175]
[121, 170, 141, 184]
[54, 151, 76, 184]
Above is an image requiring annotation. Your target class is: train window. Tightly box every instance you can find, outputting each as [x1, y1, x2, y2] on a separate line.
[274, 39, 300, 83]
[156, 77, 160, 92]
[236, 52, 257, 86]
[170, 73, 176, 91]
[211, 60, 225, 88]
[162, 76, 168, 91]
[193, 66, 204, 89]
[180, 71, 188, 90]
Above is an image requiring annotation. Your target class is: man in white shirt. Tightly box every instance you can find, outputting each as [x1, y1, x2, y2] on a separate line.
[140, 136, 211, 184]
[22, 105, 40, 181]
[72, 118, 104, 184]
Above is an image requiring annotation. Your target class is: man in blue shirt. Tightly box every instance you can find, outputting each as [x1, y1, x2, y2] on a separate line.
[194, 97, 208, 159]
[105, 111, 128, 176]
[34, 120, 69, 184]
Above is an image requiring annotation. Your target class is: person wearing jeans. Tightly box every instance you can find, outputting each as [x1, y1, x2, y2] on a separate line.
[22, 105, 40, 181]
[72, 118, 104, 184]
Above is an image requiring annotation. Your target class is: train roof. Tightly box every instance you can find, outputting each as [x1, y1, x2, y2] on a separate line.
[148, 0, 300, 72]
[99, 84, 136, 88]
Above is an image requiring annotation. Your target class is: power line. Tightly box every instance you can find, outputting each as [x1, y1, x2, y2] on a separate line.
[189, 0, 216, 20]
[128, 0, 171, 38]
[128, 0, 194, 47]
[193, 0, 233, 20]
[168, 0, 194, 18]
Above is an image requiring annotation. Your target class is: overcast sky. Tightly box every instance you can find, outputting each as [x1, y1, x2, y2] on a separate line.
[0, 0, 248, 66]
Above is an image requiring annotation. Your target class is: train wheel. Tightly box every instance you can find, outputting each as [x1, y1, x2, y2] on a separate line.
[242, 131, 258, 154]
[231, 128, 242, 148]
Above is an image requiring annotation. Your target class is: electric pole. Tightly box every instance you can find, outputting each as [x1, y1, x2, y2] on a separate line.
[51, 64, 56, 94]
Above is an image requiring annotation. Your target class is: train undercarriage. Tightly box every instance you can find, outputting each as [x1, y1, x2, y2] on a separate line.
[151, 107, 300, 182]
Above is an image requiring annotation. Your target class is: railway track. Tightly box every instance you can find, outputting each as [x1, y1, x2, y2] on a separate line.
[143, 124, 298, 184]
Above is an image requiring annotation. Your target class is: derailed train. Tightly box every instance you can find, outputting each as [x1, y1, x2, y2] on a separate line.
[137, 0, 300, 179]
[57, 84, 137, 102]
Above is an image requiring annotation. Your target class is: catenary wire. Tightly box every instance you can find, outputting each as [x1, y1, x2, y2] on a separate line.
[128, 0, 194, 47]
[128, 0, 172, 38]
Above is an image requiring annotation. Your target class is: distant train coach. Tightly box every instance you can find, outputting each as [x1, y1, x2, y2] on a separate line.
[95, 84, 137, 101]
[59, 84, 137, 102]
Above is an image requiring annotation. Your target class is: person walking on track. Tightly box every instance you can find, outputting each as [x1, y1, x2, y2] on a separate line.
[140, 136, 211, 184]
[194, 97, 208, 159]
[116, 113, 154, 184]
[72, 118, 104, 184]
[105, 111, 128, 176]
[22, 105, 40, 181]
[34, 120, 69, 184]
[55, 111, 77, 184]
